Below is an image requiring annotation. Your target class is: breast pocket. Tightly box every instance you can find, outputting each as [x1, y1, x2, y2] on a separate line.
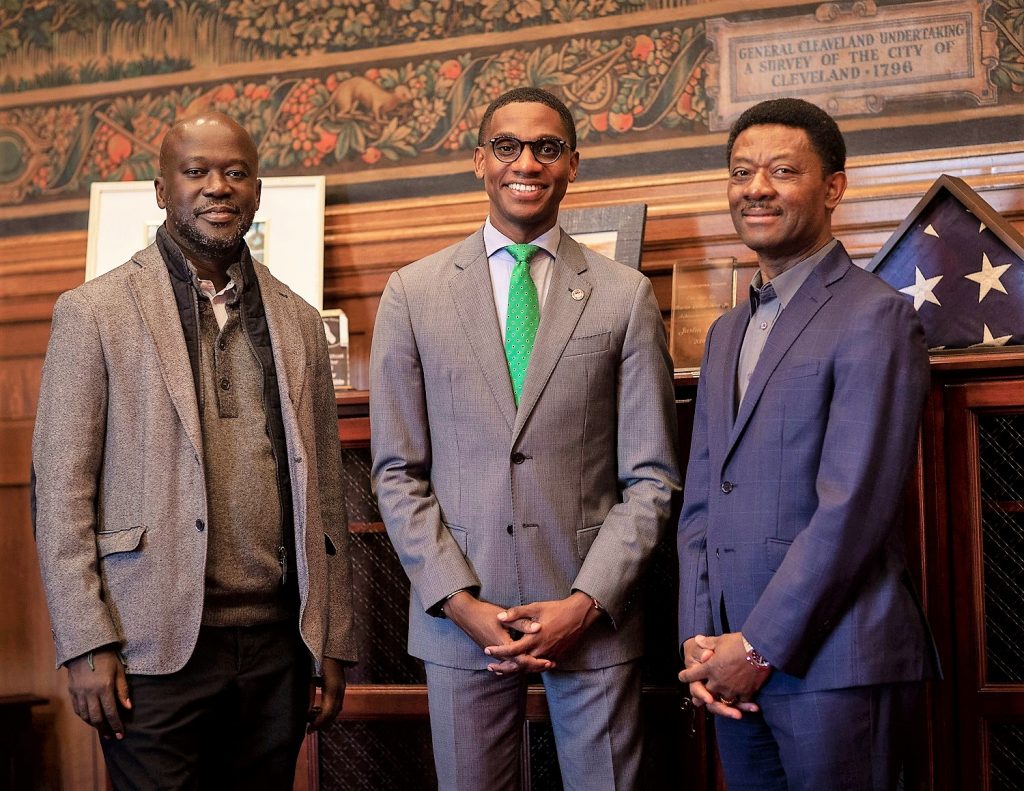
[774, 361, 819, 381]
[563, 332, 610, 357]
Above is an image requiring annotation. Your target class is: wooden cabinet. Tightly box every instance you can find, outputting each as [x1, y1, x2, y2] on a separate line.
[930, 355, 1024, 791]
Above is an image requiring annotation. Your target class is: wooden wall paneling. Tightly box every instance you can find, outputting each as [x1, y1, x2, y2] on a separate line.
[0, 231, 104, 791]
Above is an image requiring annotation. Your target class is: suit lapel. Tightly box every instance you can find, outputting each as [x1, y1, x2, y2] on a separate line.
[512, 234, 590, 442]
[255, 266, 307, 408]
[127, 247, 203, 459]
[449, 231, 518, 431]
[725, 248, 851, 460]
[716, 307, 747, 433]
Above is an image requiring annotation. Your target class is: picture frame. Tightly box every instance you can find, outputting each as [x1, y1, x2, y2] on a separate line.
[868, 174, 1024, 350]
[669, 258, 740, 372]
[320, 308, 351, 390]
[559, 203, 647, 270]
[85, 175, 327, 309]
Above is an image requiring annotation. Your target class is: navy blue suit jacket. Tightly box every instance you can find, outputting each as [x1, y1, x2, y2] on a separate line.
[678, 242, 938, 694]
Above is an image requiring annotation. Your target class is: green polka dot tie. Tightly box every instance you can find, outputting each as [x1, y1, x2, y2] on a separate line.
[504, 243, 541, 406]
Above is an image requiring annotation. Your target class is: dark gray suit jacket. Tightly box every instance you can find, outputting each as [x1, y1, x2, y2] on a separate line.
[678, 242, 938, 693]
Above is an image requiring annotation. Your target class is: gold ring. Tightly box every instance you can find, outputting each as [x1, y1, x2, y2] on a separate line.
[718, 696, 736, 705]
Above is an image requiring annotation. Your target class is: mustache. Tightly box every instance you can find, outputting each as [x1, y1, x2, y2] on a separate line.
[194, 203, 241, 216]
[740, 201, 782, 214]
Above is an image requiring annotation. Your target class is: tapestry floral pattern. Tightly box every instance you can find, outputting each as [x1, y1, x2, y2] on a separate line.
[0, 0, 1021, 215]
[0, 21, 707, 205]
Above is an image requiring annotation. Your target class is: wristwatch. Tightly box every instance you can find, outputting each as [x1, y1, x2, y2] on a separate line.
[741, 634, 772, 670]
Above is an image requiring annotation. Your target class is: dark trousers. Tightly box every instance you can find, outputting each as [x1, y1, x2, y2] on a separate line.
[714, 681, 923, 791]
[101, 620, 311, 791]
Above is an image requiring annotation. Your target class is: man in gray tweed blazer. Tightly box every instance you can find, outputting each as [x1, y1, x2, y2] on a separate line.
[370, 87, 680, 790]
[32, 112, 354, 789]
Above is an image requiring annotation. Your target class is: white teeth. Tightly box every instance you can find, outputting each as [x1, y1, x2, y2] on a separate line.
[507, 183, 540, 192]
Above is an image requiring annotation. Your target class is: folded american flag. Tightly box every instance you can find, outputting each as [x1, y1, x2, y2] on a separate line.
[870, 175, 1024, 350]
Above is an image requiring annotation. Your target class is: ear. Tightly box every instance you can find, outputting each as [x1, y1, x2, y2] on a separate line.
[567, 149, 580, 183]
[154, 177, 166, 209]
[824, 170, 847, 211]
[254, 178, 262, 211]
[473, 146, 486, 180]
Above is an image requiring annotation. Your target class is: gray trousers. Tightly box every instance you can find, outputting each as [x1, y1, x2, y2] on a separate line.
[424, 660, 642, 791]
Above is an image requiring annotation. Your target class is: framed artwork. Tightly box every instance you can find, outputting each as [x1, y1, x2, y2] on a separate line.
[85, 175, 326, 309]
[669, 258, 740, 372]
[559, 203, 647, 270]
[320, 308, 351, 390]
[868, 174, 1024, 351]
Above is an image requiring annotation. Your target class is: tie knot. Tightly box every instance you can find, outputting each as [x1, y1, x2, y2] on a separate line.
[506, 243, 540, 267]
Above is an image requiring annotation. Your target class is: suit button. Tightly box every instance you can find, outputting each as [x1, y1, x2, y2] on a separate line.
[195, 519, 205, 532]
[511, 452, 526, 464]
[220, 377, 231, 391]
[506, 524, 513, 534]
[721, 481, 734, 494]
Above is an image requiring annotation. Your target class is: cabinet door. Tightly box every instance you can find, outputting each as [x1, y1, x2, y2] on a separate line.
[947, 380, 1024, 791]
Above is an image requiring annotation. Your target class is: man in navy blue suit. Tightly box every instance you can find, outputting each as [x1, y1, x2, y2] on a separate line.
[677, 98, 938, 790]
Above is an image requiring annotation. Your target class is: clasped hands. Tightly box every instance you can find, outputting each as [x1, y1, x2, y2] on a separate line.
[677, 632, 770, 720]
[443, 591, 602, 675]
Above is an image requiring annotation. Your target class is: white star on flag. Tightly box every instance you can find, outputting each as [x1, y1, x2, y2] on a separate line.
[971, 324, 1013, 347]
[963, 253, 1011, 302]
[924, 224, 938, 237]
[899, 267, 943, 310]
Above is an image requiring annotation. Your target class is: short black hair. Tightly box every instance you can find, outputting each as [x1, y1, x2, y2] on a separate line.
[726, 98, 846, 174]
[477, 87, 577, 150]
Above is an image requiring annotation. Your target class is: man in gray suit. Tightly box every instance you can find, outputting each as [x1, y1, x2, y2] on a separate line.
[677, 98, 936, 789]
[33, 112, 354, 789]
[370, 87, 680, 790]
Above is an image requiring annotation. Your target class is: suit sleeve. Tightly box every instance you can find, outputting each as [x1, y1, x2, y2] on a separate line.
[32, 290, 122, 667]
[741, 295, 930, 676]
[677, 319, 719, 649]
[570, 275, 681, 623]
[310, 311, 357, 662]
[370, 271, 481, 613]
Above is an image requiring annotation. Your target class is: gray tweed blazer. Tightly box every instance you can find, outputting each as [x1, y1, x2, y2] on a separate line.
[32, 241, 355, 674]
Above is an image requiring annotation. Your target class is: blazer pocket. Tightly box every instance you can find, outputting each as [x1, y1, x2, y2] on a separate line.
[576, 525, 602, 560]
[445, 523, 468, 556]
[96, 525, 146, 558]
[563, 332, 610, 357]
[774, 361, 819, 381]
[764, 537, 792, 572]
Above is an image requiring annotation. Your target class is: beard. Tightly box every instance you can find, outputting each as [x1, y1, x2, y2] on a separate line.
[166, 203, 255, 258]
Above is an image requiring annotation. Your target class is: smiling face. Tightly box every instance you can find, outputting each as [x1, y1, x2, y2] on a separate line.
[473, 102, 579, 244]
[154, 114, 261, 270]
[728, 123, 847, 277]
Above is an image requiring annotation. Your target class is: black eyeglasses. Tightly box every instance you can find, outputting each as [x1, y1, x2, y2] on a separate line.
[487, 136, 570, 165]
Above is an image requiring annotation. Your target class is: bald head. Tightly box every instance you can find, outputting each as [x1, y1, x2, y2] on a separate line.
[159, 112, 259, 177]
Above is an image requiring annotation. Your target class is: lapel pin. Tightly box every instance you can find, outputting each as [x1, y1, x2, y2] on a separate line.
[571, 288, 585, 301]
